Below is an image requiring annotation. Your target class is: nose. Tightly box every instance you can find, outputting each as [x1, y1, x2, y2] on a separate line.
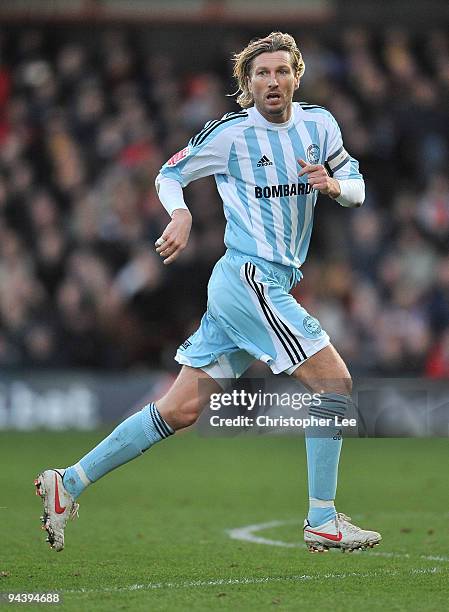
[268, 74, 279, 87]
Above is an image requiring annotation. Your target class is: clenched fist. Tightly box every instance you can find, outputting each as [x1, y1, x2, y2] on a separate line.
[155, 209, 192, 265]
[298, 158, 341, 199]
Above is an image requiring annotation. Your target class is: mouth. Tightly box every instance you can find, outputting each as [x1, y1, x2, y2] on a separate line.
[266, 92, 282, 103]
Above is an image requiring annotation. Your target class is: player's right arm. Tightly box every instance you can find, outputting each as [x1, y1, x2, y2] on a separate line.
[154, 113, 246, 264]
[154, 131, 225, 264]
[154, 206, 192, 265]
[154, 174, 192, 265]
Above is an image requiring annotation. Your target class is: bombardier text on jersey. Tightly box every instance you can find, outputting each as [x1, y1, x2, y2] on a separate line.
[255, 183, 313, 198]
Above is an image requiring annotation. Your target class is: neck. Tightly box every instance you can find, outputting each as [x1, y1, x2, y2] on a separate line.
[255, 103, 293, 124]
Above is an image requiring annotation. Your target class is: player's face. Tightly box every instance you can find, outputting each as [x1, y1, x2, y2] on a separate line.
[248, 51, 299, 123]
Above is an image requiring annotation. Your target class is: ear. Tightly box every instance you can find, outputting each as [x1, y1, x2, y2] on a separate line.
[294, 74, 301, 90]
[247, 74, 253, 94]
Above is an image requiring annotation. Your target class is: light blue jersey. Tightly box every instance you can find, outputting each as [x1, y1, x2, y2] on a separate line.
[160, 102, 362, 269]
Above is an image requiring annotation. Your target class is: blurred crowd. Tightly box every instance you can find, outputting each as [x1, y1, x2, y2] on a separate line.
[0, 26, 448, 376]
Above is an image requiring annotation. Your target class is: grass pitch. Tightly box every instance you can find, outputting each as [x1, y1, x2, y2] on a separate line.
[1, 431, 448, 611]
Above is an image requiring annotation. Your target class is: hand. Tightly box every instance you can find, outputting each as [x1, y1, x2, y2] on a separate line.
[297, 158, 341, 199]
[155, 209, 192, 265]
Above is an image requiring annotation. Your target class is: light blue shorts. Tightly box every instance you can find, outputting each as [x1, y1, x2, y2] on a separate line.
[175, 249, 330, 379]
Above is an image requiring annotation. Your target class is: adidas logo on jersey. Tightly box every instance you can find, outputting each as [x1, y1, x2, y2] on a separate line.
[257, 155, 273, 167]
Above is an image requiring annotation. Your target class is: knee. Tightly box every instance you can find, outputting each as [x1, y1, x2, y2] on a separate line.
[317, 375, 352, 397]
[157, 396, 201, 431]
[176, 404, 200, 429]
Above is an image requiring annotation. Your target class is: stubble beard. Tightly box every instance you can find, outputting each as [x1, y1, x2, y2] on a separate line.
[263, 99, 292, 121]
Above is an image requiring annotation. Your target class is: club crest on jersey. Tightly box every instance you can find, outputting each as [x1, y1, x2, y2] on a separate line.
[303, 315, 322, 336]
[306, 144, 320, 164]
[167, 147, 190, 167]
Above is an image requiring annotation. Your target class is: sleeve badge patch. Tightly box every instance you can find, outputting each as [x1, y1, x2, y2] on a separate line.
[167, 146, 190, 166]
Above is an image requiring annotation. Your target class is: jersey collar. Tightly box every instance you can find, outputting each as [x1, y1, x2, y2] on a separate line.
[251, 105, 295, 130]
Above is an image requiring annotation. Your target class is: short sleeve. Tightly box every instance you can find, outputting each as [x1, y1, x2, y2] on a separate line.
[325, 113, 362, 181]
[159, 113, 248, 187]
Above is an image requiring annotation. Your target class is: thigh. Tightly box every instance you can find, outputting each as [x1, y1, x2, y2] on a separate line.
[291, 344, 351, 395]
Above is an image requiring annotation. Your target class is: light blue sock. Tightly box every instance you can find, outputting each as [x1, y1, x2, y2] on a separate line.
[63, 403, 173, 499]
[305, 393, 349, 527]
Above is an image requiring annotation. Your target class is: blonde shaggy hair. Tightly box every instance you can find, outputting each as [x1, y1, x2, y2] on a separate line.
[232, 32, 305, 109]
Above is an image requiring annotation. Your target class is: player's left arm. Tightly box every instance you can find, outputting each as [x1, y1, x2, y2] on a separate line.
[298, 158, 341, 198]
[298, 112, 365, 208]
[297, 159, 365, 208]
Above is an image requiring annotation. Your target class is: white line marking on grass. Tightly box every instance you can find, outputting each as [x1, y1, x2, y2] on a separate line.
[226, 520, 449, 564]
[421, 555, 449, 562]
[63, 567, 444, 595]
[228, 520, 300, 548]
